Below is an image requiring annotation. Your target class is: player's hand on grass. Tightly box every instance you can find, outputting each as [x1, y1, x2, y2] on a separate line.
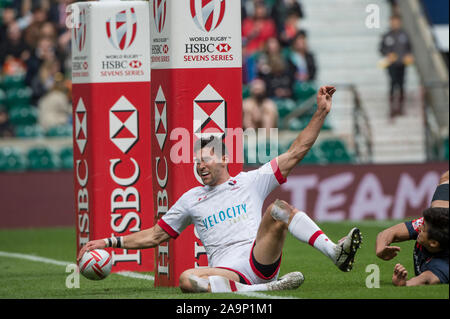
[77, 239, 107, 262]
[376, 245, 401, 261]
[392, 263, 408, 286]
[316, 86, 336, 115]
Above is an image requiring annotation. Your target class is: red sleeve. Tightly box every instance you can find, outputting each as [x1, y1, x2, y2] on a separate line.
[157, 218, 179, 239]
[270, 158, 287, 185]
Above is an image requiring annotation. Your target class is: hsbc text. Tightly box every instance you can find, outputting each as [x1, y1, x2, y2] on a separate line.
[185, 43, 215, 54]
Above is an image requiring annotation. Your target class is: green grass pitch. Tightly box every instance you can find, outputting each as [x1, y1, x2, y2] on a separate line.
[0, 220, 448, 299]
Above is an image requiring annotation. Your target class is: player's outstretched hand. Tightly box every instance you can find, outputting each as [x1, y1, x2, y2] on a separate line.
[392, 263, 408, 286]
[376, 245, 401, 261]
[77, 239, 107, 262]
[316, 86, 336, 115]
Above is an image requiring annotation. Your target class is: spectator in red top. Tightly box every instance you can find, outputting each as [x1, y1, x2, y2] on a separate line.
[242, 1, 277, 57]
[271, 0, 304, 47]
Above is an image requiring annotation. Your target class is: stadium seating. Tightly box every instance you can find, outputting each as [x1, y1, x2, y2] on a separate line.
[244, 139, 280, 166]
[26, 146, 58, 171]
[275, 98, 297, 127]
[14, 124, 44, 138]
[318, 138, 354, 164]
[45, 124, 73, 138]
[0, 147, 27, 172]
[0, 73, 26, 91]
[0, 88, 6, 108]
[444, 136, 449, 160]
[292, 82, 317, 104]
[59, 146, 74, 170]
[5, 87, 32, 109]
[242, 84, 251, 99]
[8, 105, 38, 126]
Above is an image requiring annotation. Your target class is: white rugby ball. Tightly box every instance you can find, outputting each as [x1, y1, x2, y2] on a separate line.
[79, 249, 112, 280]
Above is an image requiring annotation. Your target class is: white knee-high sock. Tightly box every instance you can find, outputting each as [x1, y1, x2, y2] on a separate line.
[208, 276, 269, 293]
[287, 211, 336, 260]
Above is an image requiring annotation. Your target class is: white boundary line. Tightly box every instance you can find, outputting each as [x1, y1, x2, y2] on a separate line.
[0, 250, 299, 299]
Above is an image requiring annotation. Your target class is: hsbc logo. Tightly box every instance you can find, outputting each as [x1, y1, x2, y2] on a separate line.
[109, 96, 139, 154]
[153, 85, 170, 277]
[190, 0, 226, 32]
[129, 60, 142, 68]
[75, 98, 87, 154]
[193, 84, 226, 139]
[73, 8, 87, 52]
[152, 44, 169, 55]
[153, 0, 167, 33]
[154, 86, 167, 150]
[216, 43, 231, 53]
[106, 7, 138, 51]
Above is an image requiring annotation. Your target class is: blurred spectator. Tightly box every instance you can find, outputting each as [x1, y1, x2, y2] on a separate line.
[0, 5, 17, 44]
[39, 20, 68, 74]
[23, 4, 49, 49]
[379, 14, 414, 117]
[243, 78, 278, 132]
[288, 30, 317, 82]
[48, 0, 72, 33]
[271, 0, 303, 46]
[242, 1, 277, 56]
[280, 10, 301, 47]
[0, 106, 14, 138]
[39, 21, 57, 42]
[31, 55, 62, 104]
[37, 71, 71, 131]
[257, 37, 296, 99]
[48, 0, 73, 70]
[26, 36, 58, 92]
[0, 21, 30, 69]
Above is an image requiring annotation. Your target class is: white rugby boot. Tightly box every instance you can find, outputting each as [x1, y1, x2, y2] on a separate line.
[333, 227, 362, 272]
[266, 271, 305, 291]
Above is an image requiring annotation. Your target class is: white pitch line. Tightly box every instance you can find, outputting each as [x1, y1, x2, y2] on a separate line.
[0, 250, 299, 299]
[115, 271, 155, 281]
[235, 291, 299, 299]
[0, 251, 71, 267]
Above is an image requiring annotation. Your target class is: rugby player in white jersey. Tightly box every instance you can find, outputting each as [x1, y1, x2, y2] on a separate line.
[77, 86, 362, 293]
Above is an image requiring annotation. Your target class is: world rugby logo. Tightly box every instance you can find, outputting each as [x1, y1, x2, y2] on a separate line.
[73, 8, 87, 52]
[190, 0, 226, 32]
[106, 7, 137, 50]
[153, 0, 167, 33]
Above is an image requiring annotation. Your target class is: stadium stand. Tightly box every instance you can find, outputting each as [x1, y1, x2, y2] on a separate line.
[0, 0, 448, 171]
[0, 145, 26, 171]
[26, 145, 58, 170]
[300, 0, 427, 164]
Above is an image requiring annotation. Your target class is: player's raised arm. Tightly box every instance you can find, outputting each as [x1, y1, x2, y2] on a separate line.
[77, 224, 171, 262]
[276, 86, 336, 178]
[375, 222, 410, 260]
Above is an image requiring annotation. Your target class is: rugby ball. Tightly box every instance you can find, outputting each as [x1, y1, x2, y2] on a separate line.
[78, 249, 112, 280]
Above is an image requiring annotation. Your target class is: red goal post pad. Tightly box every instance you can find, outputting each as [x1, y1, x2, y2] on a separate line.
[150, 0, 243, 287]
[71, 0, 154, 272]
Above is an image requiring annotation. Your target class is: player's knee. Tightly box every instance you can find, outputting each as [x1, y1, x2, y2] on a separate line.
[179, 270, 194, 293]
[269, 199, 296, 225]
